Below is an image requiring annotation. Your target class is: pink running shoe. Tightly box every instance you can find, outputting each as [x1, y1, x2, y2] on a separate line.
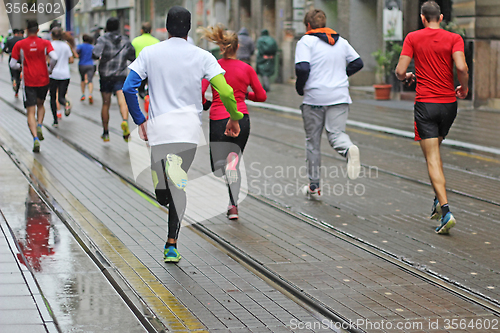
[225, 152, 239, 184]
[227, 205, 238, 220]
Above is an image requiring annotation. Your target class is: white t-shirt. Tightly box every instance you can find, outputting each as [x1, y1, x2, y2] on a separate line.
[50, 40, 72, 80]
[295, 35, 360, 106]
[129, 37, 224, 146]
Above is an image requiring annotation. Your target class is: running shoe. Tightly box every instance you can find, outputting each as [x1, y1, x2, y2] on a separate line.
[301, 184, 322, 199]
[430, 198, 442, 220]
[227, 205, 238, 220]
[101, 133, 110, 142]
[164, 245, 181, 263]
[65, 100, 71, 116]
[165, 154, 188, 190]
[32, 139, 40, 153]
[36, 125, 44, 141]
[436, 212, 456, 234]
[225, 152, 239, 184]
[80, 95, 85, 101]
[121, 121, 131, 142]
[346, 145, 361, 180]
[88, 96, 93, 105]
[52, 123, 58, 128]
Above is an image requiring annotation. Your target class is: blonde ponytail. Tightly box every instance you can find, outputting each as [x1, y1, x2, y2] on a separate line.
[198, 24, 238, 58]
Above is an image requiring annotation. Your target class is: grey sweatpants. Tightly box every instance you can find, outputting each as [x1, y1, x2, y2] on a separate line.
[301, 103, 353, 183]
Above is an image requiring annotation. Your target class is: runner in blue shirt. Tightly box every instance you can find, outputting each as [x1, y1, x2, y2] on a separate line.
[77, 34, 96, 104]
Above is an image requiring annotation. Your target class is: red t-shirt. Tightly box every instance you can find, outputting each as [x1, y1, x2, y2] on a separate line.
[202, 58, 267, 120]
[401, 27, 463, 103]
[11, 36, 54, 87]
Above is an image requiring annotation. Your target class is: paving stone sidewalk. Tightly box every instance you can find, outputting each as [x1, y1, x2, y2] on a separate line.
[0, 151, 57, 333]
[1, 80, 499, 333]
[1, 66, 500, 332]
[0, 94, 326, 332]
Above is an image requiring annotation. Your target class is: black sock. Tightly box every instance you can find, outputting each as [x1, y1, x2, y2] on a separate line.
[441, 204, 450, 216]
[103, 129, 109, 135]
[310, 182, 320, 191]
[165, 242, 177, 249]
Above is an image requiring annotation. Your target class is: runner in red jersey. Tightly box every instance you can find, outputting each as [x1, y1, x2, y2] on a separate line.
[10, 20, 58, 153]
[395, 1, 469, 234]
[201, 24, 267, 220]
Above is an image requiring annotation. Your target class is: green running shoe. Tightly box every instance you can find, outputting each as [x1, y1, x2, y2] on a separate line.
[121, 121, 131, 142]
[65, 100, 72, 116]
[37, 125, 44, 141]
[33, 139, 40, 153]
[165, 154, 188, 190]
[164, 246, 181, 263]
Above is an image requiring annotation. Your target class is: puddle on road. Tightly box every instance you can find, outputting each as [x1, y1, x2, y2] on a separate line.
[9, 171, 146, 333]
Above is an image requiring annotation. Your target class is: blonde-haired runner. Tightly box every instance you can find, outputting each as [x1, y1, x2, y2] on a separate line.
[201, 24, 267, 220]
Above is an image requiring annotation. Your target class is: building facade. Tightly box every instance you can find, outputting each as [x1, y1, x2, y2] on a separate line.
[454, 0, 500, 107]
[2, 0, 498, 106]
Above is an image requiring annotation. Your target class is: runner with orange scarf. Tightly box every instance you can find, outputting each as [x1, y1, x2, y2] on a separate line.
[295, 9, 364, 198]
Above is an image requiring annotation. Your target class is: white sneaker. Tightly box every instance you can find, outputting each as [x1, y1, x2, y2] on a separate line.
[165, 154, 188, 191]
[301, 185, 322, 199]
[346, 145, 361, 180]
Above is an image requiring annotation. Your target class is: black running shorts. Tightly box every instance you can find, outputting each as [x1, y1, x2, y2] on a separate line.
[100, 77, 125, 93]
[24, 85, 49, 108]
[414, 101, 457, 141]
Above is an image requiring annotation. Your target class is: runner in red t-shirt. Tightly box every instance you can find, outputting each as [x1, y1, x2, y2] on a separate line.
[201, 24, 267, 220]
[10, 20, 58, 153]
[395, 1, 469, 234]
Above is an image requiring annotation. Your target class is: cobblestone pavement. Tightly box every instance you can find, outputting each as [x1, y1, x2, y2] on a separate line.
[0, 64, 499, 333]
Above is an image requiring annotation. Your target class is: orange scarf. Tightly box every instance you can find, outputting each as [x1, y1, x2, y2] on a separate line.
[306, 28, 338, 45]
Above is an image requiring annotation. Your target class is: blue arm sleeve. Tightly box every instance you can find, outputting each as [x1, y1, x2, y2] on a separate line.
[295, 62, 310, 96]
[123, 70, 146, 125]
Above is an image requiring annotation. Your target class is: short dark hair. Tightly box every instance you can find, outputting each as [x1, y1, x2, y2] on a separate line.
[303, 9, 326, 29]
[141, 22, 152, 34]
[82, 34, 93, 44]
[166, 6, 191, 37]
[26, 20, 38, 33]
[51, 27, 63, 40]
[50, 20, 61, 30]
[106, 17, 120, 32]
[421, 1, 441, 22]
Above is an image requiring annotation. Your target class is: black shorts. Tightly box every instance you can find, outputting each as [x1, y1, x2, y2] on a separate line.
[100, 77, 125, 93]
[24, 85, 49, 108]
[414, 101, 457, 141]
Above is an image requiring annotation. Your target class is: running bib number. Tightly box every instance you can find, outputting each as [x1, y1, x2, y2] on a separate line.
[5, 1, 62, 14]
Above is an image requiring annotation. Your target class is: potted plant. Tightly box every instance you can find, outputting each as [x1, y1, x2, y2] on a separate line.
[372, 41, 403, 100]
